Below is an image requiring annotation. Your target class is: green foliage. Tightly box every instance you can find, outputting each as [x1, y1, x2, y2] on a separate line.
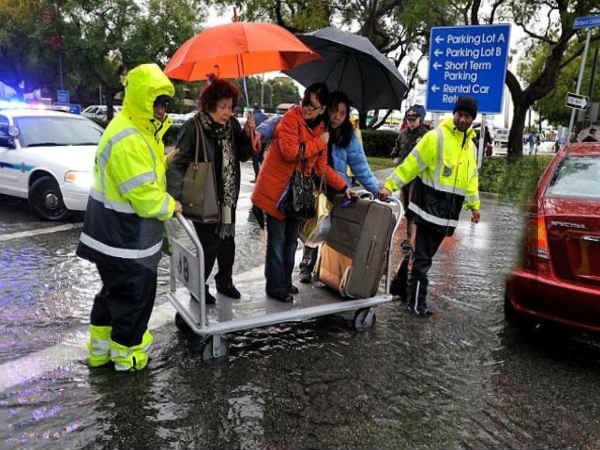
[1, 0, 204, 114]
[518, 37, 600, 127]
[362, 129, 399, 158]
[479, 155, 553, 205]
[212, 0, 331, 31]
[0, 1, 58, 95]
[366, 156, 396, 172]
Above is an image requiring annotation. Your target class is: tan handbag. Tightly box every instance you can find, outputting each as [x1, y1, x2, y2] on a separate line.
[300, 174, 332, 244]
[181, 118, 220, 223]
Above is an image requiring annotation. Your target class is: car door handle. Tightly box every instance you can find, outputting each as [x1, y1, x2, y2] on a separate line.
[581, 236, 600, 243]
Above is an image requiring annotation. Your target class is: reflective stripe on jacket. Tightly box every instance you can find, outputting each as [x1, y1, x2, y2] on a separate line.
[77, 64, 176, 268]
[384, 118, 480, 235]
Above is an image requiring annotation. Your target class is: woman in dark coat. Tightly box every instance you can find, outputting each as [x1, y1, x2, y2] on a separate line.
[167, 78, 255, 304]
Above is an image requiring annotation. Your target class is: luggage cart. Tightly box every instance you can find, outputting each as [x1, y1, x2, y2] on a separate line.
[166, 197, 403, 360]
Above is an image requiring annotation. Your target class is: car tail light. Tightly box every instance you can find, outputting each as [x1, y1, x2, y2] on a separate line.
[527, 213, 550, 260]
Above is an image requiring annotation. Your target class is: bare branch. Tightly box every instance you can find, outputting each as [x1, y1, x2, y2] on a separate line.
[488, 0, 505, 24]
[559, 34, 600, 68]
[516, 21, 557, 45]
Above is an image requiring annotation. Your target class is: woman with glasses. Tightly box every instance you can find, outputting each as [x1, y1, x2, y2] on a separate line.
[298, 90, 381, 283]
[251, 83, 350, 303]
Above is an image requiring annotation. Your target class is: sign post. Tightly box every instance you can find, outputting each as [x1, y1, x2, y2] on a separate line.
[567, 15, 600, 142]
[426, 24, 510, 167]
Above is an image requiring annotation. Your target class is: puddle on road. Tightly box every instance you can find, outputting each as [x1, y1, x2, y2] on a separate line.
[2, 196, 600, 449]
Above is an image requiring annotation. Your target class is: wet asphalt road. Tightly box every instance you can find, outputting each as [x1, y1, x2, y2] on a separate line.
[2, 164, 600, 450]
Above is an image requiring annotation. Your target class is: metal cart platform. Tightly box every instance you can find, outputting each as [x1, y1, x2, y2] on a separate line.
[166, 197, 403, 360]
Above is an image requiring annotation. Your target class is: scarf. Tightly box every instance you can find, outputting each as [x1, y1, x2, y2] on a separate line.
[199, 111, 237, 238]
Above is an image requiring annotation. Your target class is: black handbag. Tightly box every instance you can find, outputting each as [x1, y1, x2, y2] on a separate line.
[277, 144, 316, 219]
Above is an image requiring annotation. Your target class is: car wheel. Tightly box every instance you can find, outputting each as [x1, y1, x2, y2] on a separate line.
[29, 176, 69, 221]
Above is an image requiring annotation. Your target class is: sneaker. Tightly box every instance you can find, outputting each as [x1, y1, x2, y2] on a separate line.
[289, 285, 299, 294]
[216, 283, 241, 299]
[299, 271, 312, 284]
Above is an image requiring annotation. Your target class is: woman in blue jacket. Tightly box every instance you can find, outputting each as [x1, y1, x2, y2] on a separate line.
[299, 90, 381, 283]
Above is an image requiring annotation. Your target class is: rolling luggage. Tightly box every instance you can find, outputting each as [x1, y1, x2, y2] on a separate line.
[315, 195, 396, 298]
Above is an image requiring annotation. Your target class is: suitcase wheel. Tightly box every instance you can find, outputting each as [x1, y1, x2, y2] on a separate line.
[353, 308, 376, 331]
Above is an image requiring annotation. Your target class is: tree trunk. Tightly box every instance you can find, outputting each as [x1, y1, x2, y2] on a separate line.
[507, 103, 527, 159]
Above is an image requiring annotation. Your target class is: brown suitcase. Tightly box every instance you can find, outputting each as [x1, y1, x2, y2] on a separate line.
[316, 196, 396, 298]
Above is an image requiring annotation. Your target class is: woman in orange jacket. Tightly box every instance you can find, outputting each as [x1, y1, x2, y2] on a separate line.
[251, 83, 349, 302]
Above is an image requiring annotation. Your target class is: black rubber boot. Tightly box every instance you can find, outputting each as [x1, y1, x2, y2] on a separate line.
[390, 240, 412, 300]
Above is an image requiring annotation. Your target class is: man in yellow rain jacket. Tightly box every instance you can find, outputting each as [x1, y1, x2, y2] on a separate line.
[381, 96, 481, 317]
[77, 63, 182, 370]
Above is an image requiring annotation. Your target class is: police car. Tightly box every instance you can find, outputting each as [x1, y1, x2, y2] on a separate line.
[0, 103, 103, 220]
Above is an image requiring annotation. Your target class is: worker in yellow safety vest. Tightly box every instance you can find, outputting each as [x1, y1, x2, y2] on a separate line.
[77, 63, 182, 370]
[380, 95, 481, 317]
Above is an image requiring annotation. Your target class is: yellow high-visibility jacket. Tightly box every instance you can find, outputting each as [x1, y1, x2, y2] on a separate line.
[384, 118, 480, 235]
[77, 64, 176, 268]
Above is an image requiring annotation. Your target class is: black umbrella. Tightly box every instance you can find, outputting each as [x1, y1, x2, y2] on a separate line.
[284, 27, 407, 112]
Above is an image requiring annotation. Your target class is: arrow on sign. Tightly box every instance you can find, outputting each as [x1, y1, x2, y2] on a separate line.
[434, 49, 443, 57]
[435, 35, 444, 44]
[566, 92, 589, 110]
[431, 84, 440, 93]
[433, 62, 442, 70]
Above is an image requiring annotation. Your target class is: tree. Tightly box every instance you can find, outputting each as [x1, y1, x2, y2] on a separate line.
[0, 1, 60, 98]
[520, 39, 600, 129]
[477, 0, 600, 157]
[58, 0, 204, 120]
[211, 0, 331, 32]
[211, 0, 452, 128]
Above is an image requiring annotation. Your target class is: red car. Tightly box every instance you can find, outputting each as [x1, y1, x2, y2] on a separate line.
[505, 142, 600, 331]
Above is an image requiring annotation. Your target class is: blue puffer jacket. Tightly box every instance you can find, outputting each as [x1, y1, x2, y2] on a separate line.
[330, 131, 379, 194]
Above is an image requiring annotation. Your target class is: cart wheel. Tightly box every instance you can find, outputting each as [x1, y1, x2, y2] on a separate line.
[175, 312, 193, 334]
[353, 308, 376, 331]
[202, 336, 229, 360]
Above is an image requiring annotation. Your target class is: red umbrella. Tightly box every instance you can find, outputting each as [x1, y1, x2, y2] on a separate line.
[164, 22, 320, 81]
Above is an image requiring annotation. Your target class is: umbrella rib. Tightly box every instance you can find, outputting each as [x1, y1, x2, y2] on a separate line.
[321, 46, 344, 83]
[354, 52, 367, 113]
[337, 54, 349, 92]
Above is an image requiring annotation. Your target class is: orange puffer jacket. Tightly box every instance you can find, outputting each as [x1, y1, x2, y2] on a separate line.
[251, 106, 347, 220]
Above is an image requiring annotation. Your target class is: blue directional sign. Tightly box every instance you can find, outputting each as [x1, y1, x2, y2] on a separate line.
[426, 24, 511, 114]
[56, 89, 69, 105]
[574, 15, 600, 30]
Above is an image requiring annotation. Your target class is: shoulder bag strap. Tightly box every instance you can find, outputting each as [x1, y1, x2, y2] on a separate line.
[192, 118, 201, 165]
[194, 117, 209, 163]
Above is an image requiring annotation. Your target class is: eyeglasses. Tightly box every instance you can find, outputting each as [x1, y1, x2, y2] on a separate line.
[406, 116, 418, 121]
[302, 97, 323, 112]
